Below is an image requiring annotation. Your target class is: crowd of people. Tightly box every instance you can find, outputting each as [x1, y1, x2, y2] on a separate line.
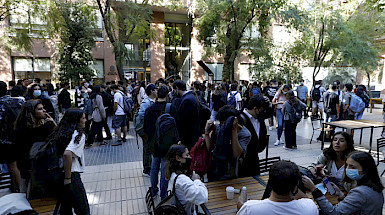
[0, 76, 383, 215]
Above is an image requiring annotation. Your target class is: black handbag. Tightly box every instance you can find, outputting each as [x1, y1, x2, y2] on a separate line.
[154, 174, 187, 215]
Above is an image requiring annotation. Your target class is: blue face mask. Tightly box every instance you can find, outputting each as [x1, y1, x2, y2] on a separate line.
[33, 90, 41, 98]
[345, 169, 363, 181]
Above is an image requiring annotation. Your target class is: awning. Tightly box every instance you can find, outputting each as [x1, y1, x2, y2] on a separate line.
[197, 60, 214, 76]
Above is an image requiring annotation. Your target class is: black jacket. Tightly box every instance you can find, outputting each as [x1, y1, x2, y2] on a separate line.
[144, 101, 167, 155]
[177, 91, 201, 149]
[239, 111, 268, 176]
[58, 89, 72, 109]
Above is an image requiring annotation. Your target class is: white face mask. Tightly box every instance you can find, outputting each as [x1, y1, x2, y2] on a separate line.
[33, 90, 41, 97]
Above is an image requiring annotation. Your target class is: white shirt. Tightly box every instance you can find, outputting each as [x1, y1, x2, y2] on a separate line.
[237, 198, 319, 215]
[138, 87, 146, 104]
[227, 91, 242, 110]
[243, 109, 260, 138]
[114, 91, 125, 115]
[331, 161, 345, 181]
[65, 130, 86, 173]
[168, 172, 208, 215]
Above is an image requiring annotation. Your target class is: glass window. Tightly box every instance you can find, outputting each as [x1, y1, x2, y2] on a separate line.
[13, 57, 51, 80]
[239, 64, 251, 81]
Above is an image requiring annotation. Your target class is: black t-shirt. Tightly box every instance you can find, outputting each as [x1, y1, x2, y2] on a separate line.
[265, 86, 278, 101]
[325, 92, 339, 115]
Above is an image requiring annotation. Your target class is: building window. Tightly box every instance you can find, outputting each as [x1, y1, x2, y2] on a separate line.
[13, 57, 51, 80]
[89, 60, 104, 79]
[9, 1, 47, 38]
[205, 63, 223, 82]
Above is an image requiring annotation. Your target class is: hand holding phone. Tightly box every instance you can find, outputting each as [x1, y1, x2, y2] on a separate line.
[323, 177, 336, 195]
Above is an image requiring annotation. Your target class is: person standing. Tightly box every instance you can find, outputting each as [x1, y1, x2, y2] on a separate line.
[296, 79, 308, 118]
[265, 80, 279, 131]
[25, 83, 57, 121]
[342, 83, 355, 120]
[310, 80, 327, 119]
[144, 86, 173, 200]
[58, 82, 72, 114]
[87, 85, 106, 146]
[227, 84, 242, 110]
[0, 81, 24, 192]
[282, 91, 307, 150]
[138, 84, 158, 176]
[111, 85, 128, 144]
[138, 81, 146, 105]
[45, 108, 90, 215]
[272, 85, 290, 146]
[173, 80, 201, 150]
[14, 100, 56, 192]
[238, 96, 270, 176]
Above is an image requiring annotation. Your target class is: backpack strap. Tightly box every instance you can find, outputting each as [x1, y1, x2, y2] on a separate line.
[165, 103, 171, 114]
[172, 174, 181, 194]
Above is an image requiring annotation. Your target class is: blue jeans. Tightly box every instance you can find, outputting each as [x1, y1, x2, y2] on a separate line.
[150, 156, 168, 199]
[276, 108, 284, 140]
[326, 114, 337, 122]
[355, 112, 363, 120]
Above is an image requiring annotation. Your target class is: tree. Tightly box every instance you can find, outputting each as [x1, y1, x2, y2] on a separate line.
[96, 0, 153, 84]
[49, 1, 97, 83]
[292, 0, 385, 86]
[0, 0, 45, 53]
[195, 0, 307, 81]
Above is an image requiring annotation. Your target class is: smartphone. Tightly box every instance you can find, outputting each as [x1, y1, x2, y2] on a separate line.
[322, 177, 336, 195]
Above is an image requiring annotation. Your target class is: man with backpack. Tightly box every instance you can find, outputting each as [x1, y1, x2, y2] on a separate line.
[310, 80, 327, 119]
[355, 85, 370, 120]
[144, 86, 178, 200]
[250, 82, 261, 97]
[323, 84, 340, 123]
[343, 83, 365, 121]
[227, 84, 242, 110]
[0, 81, 24, 192]
[100, 85, 113, 140]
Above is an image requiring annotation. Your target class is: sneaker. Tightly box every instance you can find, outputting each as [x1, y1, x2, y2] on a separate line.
[142, 172, 150, 177]
[283, 145, 293, 150]
[279, 139, 285, 145]
[274, 140, 281, 146]
[122, 137, 126, 142]
[269, 126, 273, 131]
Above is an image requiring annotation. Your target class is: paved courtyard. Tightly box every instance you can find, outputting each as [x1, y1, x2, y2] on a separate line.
[82, 105, 385, 215]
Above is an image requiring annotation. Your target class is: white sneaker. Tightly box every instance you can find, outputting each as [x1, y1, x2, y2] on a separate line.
[269, 126, 273, 131]
[274, 140, 280, 146]
[283, 145, 293, 150]
[279, 139, 285, 145]
[142, 172, 150, 177]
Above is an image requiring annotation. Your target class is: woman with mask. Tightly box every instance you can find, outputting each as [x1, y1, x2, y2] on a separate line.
[166, 144, 208, 215]
[272, 85, 290, 146]
[14, 100, 56, 192]
[45, 108, 90, 214]
[303, 151, 384, 215]
[25, 83, 56, 121]
[282, 90, 307, 150]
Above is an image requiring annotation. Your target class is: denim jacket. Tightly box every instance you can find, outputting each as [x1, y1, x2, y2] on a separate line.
[138, 96, 155, 119]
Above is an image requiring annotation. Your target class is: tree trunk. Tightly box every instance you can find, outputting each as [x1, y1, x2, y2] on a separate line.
[223, 51, 235, 82]
[367, 71, 372, 98]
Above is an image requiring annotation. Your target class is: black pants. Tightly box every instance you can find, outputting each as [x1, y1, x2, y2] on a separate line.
[88, 121, 103, 145]
[103, 119, 112, 139]
[284, 120, 297, 148]
[59, 173, 90, 215]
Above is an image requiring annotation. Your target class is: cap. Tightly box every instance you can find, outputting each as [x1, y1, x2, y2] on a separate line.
[146, 83, 157, 91]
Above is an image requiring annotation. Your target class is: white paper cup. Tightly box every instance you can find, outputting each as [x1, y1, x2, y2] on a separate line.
[226, 186, 235, 199]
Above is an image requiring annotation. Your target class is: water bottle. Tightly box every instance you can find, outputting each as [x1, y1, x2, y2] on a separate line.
[239, 186, 247, 203]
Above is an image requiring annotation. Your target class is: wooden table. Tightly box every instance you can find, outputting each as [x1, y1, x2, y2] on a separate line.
[203, 176, 267, 214]
[322, 119, 385, 152]
[370, 98, 383, 113]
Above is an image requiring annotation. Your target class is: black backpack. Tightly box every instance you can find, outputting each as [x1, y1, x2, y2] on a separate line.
[325, 92, 338, 114]
[0, 98, 23, 146]
[312, 86, 321, 101]
[29, 141, 64, 199]
[155, 103, 180, 157]
[154, 174, 187, 215]
[289, 102, 303, 124]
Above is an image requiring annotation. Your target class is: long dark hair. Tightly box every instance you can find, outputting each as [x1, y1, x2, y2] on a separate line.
[14, 100, 43, 129]
[26, 83, 40, 99]
[343, 151, 384, 192]
[45, 108, 84, 155]
[90, 85, 102, 99]
[165, 144, 187, 180]
[323, 131, 355, 161]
